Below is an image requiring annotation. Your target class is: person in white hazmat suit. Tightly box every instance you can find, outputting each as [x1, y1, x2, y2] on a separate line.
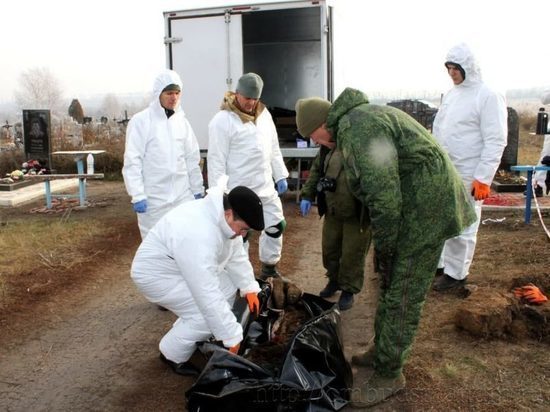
[533, 91, 550, 196]
[432, 43, 508, 291]
[122, 69, 204, 239]
[208, 73, 289, 279]
[130, 180, 264, 376]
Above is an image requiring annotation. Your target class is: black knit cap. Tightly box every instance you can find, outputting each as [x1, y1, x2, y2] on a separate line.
[444, 61, 466, 81]
[228, 186, 264, 231]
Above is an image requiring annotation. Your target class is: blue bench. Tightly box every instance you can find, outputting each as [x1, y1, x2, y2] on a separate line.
[510, 165, 550, 223]
[26, 173, 104, 208]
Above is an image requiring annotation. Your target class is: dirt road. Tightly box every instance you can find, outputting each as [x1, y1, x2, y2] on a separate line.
[1, 181, 548, 411]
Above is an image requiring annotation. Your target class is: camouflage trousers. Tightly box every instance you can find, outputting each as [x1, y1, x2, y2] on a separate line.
[373, 238, 445, 378]
[322, 214, 371, 294]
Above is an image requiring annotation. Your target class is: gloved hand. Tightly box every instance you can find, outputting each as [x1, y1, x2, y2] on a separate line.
[246, 292, 260, 316]
[514, 284, 548, 304]
[276, 179, 288, 195]
[300, 199, 312, 216]
[194, 193, 203, 199]
[132, 199, 147, 213]
[471, 180, 491, 201]
[228, 343, 240, 354]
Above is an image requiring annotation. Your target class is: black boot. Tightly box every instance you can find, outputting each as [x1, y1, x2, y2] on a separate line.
[433, 274, 465, 292]
[524, 186, 543, 197]
[338, 291, 354, 311]
[435, 267, 445, 277]
[260, 263, 280, 279]
[319, 279, 340, 298]
[159, 353, 200, 376]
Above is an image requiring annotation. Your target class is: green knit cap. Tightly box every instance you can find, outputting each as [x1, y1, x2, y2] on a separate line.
[295, 97, 332, 137]
[236, 73, 264, 99]
[162, 83, 181, 93]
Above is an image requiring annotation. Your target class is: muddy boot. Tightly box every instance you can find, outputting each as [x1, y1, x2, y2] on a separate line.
[319, 279, 340, 298]
[349, 372, 406, 408]
[271, 277, 286, 309]
[338, 291, 354, 311]
[351, 345, 375, 367]
[284, 281, 303, 305]
[433, 274, 465, 292]
[260, 263, 280, 280]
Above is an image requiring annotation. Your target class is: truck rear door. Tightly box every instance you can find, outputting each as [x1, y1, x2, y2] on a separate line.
[165, 11, 243, 149]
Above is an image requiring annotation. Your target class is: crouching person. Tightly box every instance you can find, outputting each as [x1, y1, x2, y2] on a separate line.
[130, 183, 264, 375]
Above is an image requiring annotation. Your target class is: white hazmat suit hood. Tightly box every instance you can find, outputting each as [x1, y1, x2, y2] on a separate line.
[444, 43, 482, 86]
[152, 69, 183, 109]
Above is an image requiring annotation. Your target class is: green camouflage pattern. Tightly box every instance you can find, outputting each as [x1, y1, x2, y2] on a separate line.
[326, 87, 476, 377]
[326, 87, 476, 259]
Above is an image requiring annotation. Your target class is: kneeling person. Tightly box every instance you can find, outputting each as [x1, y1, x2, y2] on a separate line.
[130, 184, 264, 375]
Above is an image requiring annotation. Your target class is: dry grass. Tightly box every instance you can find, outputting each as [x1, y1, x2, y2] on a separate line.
[518, 130, 544, 165]
[0, 218, 104, 282]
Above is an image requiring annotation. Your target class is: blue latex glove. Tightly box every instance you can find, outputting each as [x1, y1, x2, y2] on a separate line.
[133, 199, 147, 213]
[276, 179, 288, 195]
[194, 193, 203, 199]
[300, 199, 312, 216]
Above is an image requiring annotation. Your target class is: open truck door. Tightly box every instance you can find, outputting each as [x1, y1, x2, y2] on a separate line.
[164, 1, 333, 150]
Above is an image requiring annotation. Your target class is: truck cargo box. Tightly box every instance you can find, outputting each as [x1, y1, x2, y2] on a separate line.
[164, 1, 333, 149]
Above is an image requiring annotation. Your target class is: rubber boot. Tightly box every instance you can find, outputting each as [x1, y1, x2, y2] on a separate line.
[338, 291, 354, 311]
[351, 344, 375, 367]
[349, 372, 406, 408]
[319, 279, 340, 298]
[260, 263, 280, 280]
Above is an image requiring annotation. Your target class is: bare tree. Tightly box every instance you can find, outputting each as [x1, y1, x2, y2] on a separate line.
[14, 67, 64, 112]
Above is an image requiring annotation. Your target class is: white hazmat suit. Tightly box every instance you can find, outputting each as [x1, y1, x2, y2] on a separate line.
[122, 70, 204, 239]
[130, 184, 260, 363]
[432, 43, 507, 280]
[208, 96, 288, 266]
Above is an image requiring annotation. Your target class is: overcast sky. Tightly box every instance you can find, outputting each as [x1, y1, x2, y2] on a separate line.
[1, 0, 549, 104]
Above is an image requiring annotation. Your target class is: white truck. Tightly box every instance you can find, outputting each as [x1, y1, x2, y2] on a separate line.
[163, 0, 333, 150]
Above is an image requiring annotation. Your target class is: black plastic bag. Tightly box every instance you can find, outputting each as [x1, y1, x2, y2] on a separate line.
[186, 293, 352, 411]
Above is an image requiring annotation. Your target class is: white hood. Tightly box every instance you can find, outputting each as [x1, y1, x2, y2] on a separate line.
[445, 43, 482, 86]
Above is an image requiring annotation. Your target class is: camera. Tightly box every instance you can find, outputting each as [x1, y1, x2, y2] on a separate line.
[316, 177, 337, 192]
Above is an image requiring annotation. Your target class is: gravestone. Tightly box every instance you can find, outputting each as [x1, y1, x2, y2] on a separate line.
[23, 109, 52, 168]
[499, 107, 519, 171]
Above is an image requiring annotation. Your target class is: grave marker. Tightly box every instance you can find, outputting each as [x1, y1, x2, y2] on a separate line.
[23, 109, 52, 168]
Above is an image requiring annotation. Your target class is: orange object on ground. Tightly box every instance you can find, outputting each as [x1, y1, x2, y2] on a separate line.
[513, 284, 548, 304]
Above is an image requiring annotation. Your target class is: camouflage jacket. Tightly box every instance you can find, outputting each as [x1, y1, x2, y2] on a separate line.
[327, 88, 476, 259]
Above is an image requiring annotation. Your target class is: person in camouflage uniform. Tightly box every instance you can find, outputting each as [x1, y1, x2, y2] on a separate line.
[295, 88, 476, 408]
[299, 141, 372, 311]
